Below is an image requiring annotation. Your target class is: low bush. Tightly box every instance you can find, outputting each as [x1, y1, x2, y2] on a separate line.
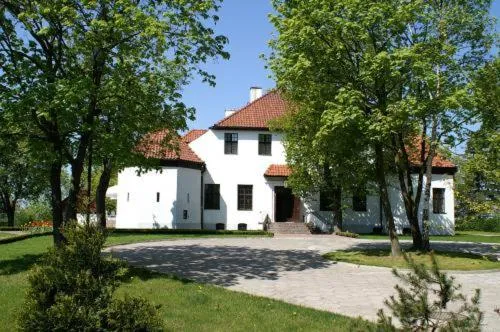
[456, 216, 500, 232]
[335, 231, 359, 238]
[17, 223, 163, 331]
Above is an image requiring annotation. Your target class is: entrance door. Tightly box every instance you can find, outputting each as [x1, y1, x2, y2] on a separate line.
[275, 186, 294, 222]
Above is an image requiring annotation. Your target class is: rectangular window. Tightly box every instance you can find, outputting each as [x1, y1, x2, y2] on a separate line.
[204, 184, 220, 210]
[127, 193, 130, 202]
[320, 191, 334, 211]
[156, 192, 160, 202]
[353, 189, 367, 212]
[238, 185, 253, 211]
[258, 134, 272, 156]
[224, 133, 238, 154]
[433, 188, 445, 214]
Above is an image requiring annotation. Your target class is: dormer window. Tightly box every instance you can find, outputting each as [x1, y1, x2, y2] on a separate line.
[258, 134, 272, 156]
[224, 133, 238, 154]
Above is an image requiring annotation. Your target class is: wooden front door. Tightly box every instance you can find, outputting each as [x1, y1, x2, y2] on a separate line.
[275, 186, 294, 222]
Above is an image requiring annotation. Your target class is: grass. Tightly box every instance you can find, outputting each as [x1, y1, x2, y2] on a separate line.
[357, 231, 500, 244]
[0, 234, 373, 331]
[323, 249, 500, 271]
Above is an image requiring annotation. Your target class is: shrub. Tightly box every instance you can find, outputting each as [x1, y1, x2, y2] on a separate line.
[15, 201, 52, 226]
[335, 231, 359, 238]
[456, 216, 500, 232]
[18, 222, 163, 331]
[377, 253, 482, 331]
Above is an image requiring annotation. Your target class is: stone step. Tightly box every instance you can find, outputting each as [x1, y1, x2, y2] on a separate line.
[269, 222, 311, 235]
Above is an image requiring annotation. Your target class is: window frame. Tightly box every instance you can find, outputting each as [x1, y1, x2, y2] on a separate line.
[319, 191, 334, 212]
[237, 185, 253, 211]
[352, 189, 367, 212]
[433, 188, 446, 214]
[224, 133, 238, 155]
[258, 134, 272, 156]
[204, 184, 220, 210]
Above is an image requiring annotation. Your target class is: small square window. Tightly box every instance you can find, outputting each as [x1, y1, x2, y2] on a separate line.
[224, 133, 238, 154]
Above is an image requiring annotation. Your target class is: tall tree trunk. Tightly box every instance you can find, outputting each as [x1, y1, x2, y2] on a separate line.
[422, 119, 438, 251]
[392, 134, 423, 249]
[96, 158, 112, 228]
[50, 161, 65, 246]
[1, 192, 16, 227]
[332, 186, 342, 232]
[375, 142, 402, 257]
[65, 160, 85, 223]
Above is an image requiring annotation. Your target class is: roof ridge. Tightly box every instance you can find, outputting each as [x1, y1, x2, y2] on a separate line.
[213, 90, 274, 127]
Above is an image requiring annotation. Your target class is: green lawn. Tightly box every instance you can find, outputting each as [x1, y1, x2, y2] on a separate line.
[357, 231, 500, 244]
[323, 249, 500, 271]
[0, 234, 373, 331]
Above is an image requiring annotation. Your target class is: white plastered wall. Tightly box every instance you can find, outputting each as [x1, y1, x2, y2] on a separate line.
[190, 129, 288, 230]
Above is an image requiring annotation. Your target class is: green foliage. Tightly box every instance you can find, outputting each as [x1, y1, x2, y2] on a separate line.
[455, 217, 500, 232]
[17, 223, 163, 331]
[15, 201, 52, 226]
[105, 296, 163, 331]
[377, 253, 483, 331]
[456, 59, 499, 220]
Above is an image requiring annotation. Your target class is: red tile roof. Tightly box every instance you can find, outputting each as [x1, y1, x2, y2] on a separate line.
[212, 91, 287, 129]
[264, 164, 292, 177]
[137, 129, 204, 164]
[183, 129, 207, 143]
[406, 138, 456, 169]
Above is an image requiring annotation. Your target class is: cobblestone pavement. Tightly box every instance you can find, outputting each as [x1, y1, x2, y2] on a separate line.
[109, 236, 500, 331]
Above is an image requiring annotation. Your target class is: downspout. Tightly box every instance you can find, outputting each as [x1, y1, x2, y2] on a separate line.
[200, 164, 205, 229]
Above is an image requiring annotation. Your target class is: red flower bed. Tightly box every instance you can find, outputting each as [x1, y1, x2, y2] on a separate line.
[25, 220, 53, 228]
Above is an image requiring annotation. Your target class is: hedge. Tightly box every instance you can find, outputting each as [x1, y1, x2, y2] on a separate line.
[108, 228, 273, 236]
[0, 226, 22, 231]
[455, 217, 500, 232]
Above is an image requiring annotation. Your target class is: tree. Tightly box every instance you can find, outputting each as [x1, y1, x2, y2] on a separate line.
[404, 0, 495, 250]
[0, 133, 46, 226]
[269, 0, 494, 253]
[456, 59, 499, 221]
[269, 0, 421, 255]
[0, 0, 228, 245]
[377, 254, 482, 331]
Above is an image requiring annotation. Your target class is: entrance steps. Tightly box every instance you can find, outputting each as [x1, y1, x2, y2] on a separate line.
[269, 222, 311, 235]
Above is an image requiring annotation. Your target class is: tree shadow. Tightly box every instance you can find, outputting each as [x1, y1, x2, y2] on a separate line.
[112, 244, 333, 287]
[0, 253, 44, 275]
[350, 241, 499, 260]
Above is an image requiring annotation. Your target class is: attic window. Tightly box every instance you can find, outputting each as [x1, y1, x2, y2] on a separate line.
[258, 134, 272, 156]
[224, 133, 238, 154]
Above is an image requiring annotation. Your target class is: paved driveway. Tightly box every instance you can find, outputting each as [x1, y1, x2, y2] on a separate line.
[109, 236, 500, 331]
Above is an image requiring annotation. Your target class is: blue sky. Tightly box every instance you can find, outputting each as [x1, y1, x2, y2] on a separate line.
[183, 0, 500, 131]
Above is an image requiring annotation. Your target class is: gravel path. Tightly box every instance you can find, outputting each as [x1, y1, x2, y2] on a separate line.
[109, 235, 500, 331]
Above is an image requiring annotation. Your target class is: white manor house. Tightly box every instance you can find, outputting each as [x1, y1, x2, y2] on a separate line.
[109, 88, 457, 234]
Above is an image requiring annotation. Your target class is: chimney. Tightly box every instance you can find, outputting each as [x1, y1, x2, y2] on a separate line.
[249, 86, 263, 103]
[224, 109, 237, 118]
